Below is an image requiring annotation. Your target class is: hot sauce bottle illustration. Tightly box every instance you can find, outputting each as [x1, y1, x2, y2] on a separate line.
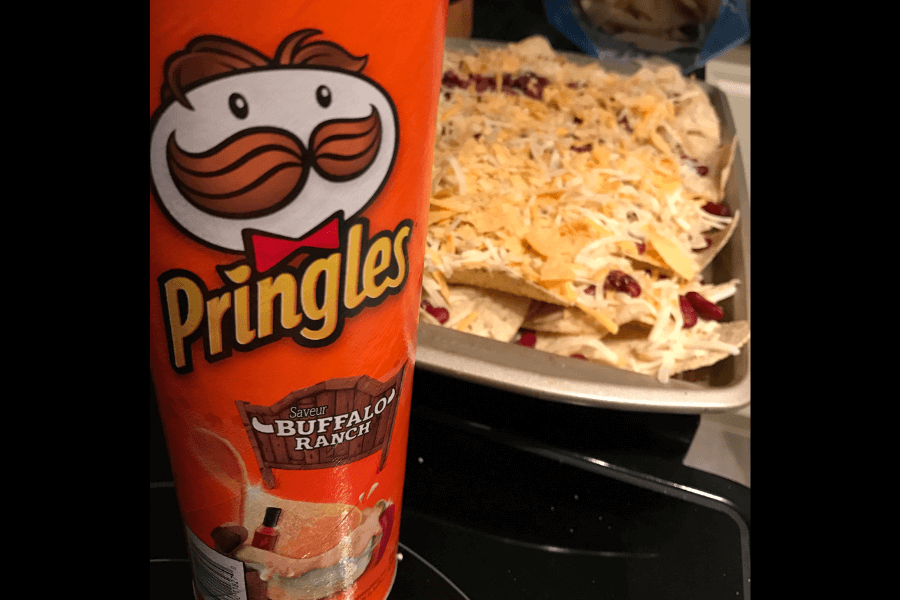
[251, 507, 282, 551]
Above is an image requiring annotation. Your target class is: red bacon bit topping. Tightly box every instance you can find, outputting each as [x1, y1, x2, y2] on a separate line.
[679, 295, 697, 328]
[442, 70, 551, 100]
[441, 70, 469, 89]
[471, 74, 495, 93]
[421, 299, 449, 324]
[603, 270, 641, 298]
[702, 201, 731, 217]
[515, 330, 537, 347]
[685, 292, 724, 321]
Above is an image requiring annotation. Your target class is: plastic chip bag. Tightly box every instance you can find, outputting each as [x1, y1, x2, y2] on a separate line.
[543, 0, 750, 73]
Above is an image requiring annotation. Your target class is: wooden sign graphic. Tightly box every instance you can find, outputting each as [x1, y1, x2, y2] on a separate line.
[236, 364, 406, 488]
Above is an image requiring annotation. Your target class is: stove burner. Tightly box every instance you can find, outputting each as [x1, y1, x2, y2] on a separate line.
[390, 542, 472, 600]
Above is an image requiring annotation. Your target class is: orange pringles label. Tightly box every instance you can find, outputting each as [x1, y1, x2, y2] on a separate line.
[149, 4, 447, 600]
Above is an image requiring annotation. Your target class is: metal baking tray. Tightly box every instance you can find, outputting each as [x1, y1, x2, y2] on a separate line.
[414, 38, 751, 414]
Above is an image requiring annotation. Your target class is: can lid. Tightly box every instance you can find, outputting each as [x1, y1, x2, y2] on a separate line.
[263, 507, 282, 527]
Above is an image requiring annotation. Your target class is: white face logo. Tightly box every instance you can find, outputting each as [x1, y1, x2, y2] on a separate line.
[150, 32, 398, 270]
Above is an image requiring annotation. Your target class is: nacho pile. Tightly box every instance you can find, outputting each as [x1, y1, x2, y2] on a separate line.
[420, 36, 749, 383]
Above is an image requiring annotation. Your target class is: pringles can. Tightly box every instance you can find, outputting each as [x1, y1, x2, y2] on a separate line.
[149, 2, 447, 599]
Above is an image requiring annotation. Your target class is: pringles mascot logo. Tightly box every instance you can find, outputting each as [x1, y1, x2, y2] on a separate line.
[150, 30, 409, 374]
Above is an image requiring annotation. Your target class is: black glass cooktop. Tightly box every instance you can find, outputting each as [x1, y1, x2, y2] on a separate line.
[150, 369, 750, 600]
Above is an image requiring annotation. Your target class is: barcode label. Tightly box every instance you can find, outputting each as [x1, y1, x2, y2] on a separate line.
[185, 526, 248, 600]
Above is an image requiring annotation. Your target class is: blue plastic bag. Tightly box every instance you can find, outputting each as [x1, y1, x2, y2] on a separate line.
[543, 0, 750, 73]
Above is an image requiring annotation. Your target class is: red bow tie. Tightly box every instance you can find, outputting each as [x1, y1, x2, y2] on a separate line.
[246, 217, 340, 272]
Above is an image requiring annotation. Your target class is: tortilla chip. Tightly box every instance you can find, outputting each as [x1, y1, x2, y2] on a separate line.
[525, 294, 659, 336]
[447, 267, 576, 307]
[603, 320, 750, 375]
[673, 94, 721, 158]
[709, 137, 738, 200]
[533, 332, 621, 366]
[524, 303, 603, 335]
[442, 285, 532, 342]
[714, 319, 751, 347]
[680, 138, 736, 200]
[669, 320, 750, 374]
[694, 209, 740, 270]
